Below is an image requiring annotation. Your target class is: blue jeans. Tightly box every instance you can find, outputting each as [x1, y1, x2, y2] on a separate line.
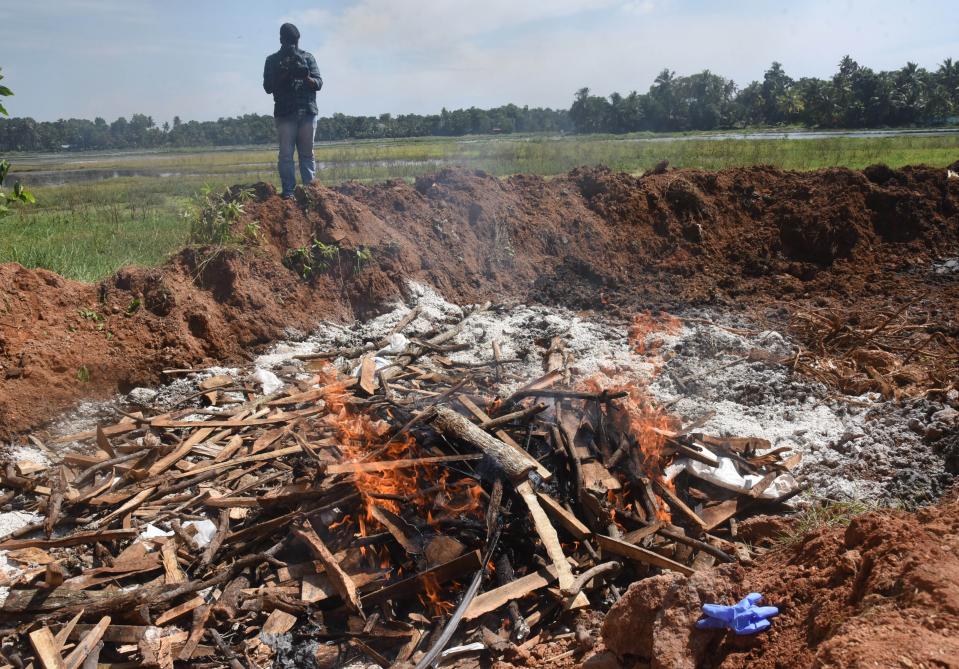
[276, 112, 317, 196]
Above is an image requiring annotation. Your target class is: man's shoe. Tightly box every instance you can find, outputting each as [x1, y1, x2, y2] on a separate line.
[281, 193, 295, 200]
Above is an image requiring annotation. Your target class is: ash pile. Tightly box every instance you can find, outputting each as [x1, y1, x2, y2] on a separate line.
[0, 296, 813, 669]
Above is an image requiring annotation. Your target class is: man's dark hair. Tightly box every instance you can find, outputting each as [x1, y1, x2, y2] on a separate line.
[280, 23, 300, 46]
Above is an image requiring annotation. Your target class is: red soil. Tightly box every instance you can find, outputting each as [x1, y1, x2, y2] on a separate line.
[1, 165, 957, 441]
[600, 490, 959, 669]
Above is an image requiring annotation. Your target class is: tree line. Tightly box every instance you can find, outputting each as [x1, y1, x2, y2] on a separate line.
[0, 56, 956, 152]
[571, 56, 959, 133]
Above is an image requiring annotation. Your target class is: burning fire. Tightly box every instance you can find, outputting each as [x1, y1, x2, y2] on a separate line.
[419, 572, 457, 617]
[314, 364, 484, 533]
[629, 311, 681, 355]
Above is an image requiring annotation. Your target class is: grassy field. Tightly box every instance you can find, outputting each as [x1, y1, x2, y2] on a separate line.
[3, 132, 957, 281]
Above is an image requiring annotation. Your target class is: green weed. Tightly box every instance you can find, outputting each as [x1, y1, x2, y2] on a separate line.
[776, 498, 882, 546]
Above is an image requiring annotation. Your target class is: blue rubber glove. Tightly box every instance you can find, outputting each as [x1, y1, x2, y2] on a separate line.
[695, 592, 779, 635]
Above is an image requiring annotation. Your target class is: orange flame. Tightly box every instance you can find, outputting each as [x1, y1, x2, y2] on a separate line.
[419, 572, 456, 617]
[629, 311, 681, 355]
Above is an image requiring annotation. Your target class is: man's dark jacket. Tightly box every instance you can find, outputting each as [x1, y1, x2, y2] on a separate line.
[263, 45, 323, 118]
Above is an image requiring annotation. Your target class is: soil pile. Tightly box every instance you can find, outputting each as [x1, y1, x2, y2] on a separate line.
[1, 164, 957, 437]
[599, 491, 959, 668]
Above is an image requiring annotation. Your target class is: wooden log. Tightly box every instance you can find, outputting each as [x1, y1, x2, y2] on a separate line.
[430, 406, 539, 482]
[294, 521, 363, 615]
[595, 534, 694, 576]
[458, 395, 551, 480]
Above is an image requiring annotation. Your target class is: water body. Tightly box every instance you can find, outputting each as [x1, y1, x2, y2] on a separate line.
[13, 159, 452, 187]
[9, 128, 957, 186]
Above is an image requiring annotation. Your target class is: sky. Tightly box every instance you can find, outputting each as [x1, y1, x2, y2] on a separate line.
[0, 0, 957, 123]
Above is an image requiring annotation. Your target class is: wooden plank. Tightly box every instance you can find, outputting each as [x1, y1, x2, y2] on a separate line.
[653, 480, 707, 530]
[326, 453, 481, 475]
[361, 550, 482, 607]
[166, 446, 302, 480]
[53, 611, 83, 650]
[95, 425, 116, 458]
[146, 428, 215, 477]
[516, 481, 588, 610]
[622, 521, 663, 545]
[63, 615, 110, 669]
[463, 567, 557, 621]
[581, 460, 622, 492]
[178, 605, 211, 661]
[52, 422, 138, 445]
[294, 521, 363, 614]
[0, 529, 136, 550]
[160, 539, 186, 585]
[29, 627, 64, 669]
[596, 534, 694, 576]
[261, 609, 297, 636]
[536, 492, 590, 540]
[68, 624, 152, 644]
[92, 487, 155, 529]
[699, 499, 743, 531]
[154, 596, 204, 626]
[358, 355, 377, 396]
[150, 406, 322, 430]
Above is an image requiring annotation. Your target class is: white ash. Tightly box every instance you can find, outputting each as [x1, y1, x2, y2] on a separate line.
[650, 309, 952, 505]
[253, 283, 950, 506]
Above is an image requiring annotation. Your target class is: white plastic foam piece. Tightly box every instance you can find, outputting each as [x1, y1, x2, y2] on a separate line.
[377, 333, 408, 355]
[136, 519, 218, 550]
[665, 457, 799, 500]
[253, 368, 284, 395]
[184, 519, 218, 548]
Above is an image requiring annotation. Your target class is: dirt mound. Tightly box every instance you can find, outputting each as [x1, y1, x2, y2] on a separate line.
[600, 494, 959, 668]
[1, 164, 957, 437]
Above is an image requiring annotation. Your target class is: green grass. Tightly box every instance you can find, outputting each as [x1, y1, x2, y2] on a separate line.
[775, 498, 883, 546]
[3, 132, 957, 281]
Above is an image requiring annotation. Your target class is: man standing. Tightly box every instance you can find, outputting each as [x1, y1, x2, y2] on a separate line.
[263, 23, 323, 199]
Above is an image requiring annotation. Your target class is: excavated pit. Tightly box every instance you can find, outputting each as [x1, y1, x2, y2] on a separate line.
[1, 164, 958, 667]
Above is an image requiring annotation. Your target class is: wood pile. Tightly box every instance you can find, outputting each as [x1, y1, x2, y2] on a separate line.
[0, 305, 803, 668]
